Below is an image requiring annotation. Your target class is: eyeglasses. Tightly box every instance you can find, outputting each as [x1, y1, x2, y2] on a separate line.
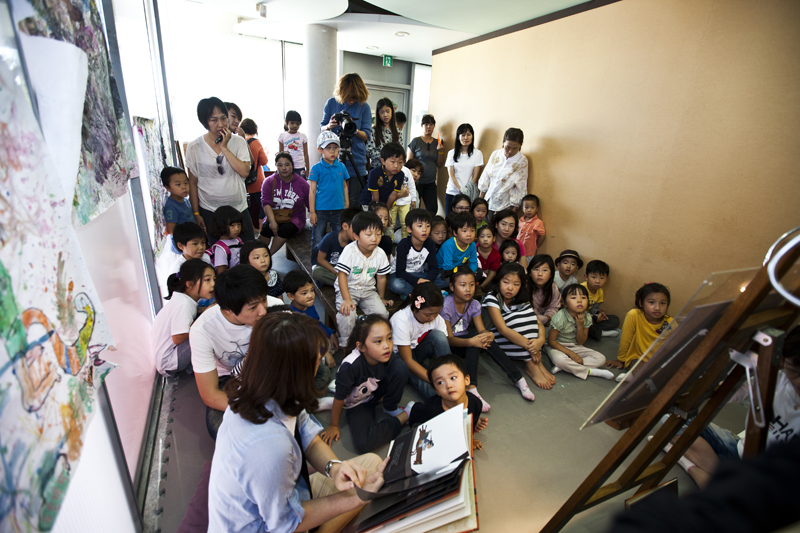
[216, 154, 224, 175]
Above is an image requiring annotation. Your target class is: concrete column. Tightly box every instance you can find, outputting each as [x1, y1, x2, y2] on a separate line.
[304, 24, 337, 167]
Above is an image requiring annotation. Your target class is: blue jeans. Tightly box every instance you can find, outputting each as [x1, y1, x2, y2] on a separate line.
[389, 273, 426, 298]
[406, 329, 451, 400]
[205, 375, 231, 440]
[659, 415, 740, 459]
[311, 209, 342, 260]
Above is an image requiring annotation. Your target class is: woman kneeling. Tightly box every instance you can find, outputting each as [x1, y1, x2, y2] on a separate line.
[208, 313, 388, 532]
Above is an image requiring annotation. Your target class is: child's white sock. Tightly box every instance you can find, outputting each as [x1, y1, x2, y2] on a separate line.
[515, 378, 536, 401]
[615, 372, 629, 383]
[551, 366, 561, 375]
[402, 401, 416, 419]
[468, 388, 491, 412]
[648, 436, 697, 472]
[384, 406, 404, 417]
[315, 397, 334, 412]
[327, 379, 337, 393]
[588, 368, 614, 380]
[601, 328, 621, 337]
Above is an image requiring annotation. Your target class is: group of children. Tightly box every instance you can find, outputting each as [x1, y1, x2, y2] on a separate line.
[153, 110, 679, 458]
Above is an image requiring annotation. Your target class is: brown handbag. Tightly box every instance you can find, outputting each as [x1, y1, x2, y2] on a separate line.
[271, 177, 294, 224]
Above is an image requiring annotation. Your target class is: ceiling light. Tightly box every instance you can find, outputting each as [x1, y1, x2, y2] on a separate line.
[394, 31, 410, 37]
[366, 46, 379, 50]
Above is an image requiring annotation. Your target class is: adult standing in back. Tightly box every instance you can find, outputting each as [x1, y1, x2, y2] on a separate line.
[407, 114, 445, 214]
[478, 127, 528, 214]
[186, 97, 255, 244]
[320, 73, 372, 207]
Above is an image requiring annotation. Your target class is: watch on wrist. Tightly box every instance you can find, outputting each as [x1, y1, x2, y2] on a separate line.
[325, 459, 343, 479]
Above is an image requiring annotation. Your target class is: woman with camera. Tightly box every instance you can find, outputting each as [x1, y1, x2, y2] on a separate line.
[186, 97, 256, 243]
[320, 73, 372, 207]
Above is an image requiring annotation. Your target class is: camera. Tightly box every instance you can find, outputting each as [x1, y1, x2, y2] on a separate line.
[331, 111, 357, 139]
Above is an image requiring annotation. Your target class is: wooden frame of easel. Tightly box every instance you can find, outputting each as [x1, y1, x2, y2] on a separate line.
[542, 238, 800, 533]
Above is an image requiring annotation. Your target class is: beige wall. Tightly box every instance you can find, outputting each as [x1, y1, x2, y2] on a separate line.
[429, 0, 800, 317]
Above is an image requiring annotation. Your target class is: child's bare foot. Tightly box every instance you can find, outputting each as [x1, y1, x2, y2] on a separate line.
[526, 361, 553, 390]
[541, 362, 557, 385]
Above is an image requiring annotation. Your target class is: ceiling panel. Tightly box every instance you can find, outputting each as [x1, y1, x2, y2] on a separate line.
[364, 0, 593, 34]
[194, 0, 349, 22]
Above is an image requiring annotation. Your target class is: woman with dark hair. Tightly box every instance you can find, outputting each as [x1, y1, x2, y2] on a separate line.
[407, 114, 446, 214]
[259, 152, 309, 256]
[445, 123, 484, 211]
[478, 127, 529, 214]
[239, 118, 268, 232]
[366, 97, 403, 169]
[186, 97, 255, 243]
[321, 73, 372, 206]
[208, 313, 388, 532]
[224, 101, 243, 135]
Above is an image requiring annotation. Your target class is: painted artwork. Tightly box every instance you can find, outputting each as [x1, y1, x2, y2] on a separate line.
[134, 116, 168, 257]
[0, 17, 115, 533]
[15, 0, 136, 226]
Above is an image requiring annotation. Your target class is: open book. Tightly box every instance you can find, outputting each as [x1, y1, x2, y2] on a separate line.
[349, 406, 479, 533]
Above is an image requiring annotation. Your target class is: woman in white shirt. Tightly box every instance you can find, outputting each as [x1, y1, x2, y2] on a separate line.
[478, 128, 529, 214]
[186, 97, 255, 244]
[445, 123, 484, 213]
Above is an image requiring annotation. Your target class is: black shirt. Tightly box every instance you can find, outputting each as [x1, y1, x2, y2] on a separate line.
[409, 392, 482, 432]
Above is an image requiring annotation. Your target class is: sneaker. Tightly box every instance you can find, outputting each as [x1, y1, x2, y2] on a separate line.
[601, 328, 621, 338]
[315, 397, 334, 412]
[615, 372, 629, 383]
[327, 379, 337, 393]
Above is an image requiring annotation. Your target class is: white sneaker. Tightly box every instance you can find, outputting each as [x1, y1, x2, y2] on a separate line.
[327, 379, 337, 393]
[602, 328, 621, 337]
[615, 372, 629, 383]
[315, 397, 334, 412]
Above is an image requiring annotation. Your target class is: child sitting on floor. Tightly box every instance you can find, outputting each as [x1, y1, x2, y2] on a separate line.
[283, 270, 337, 393]
[335, 211, 393, 347]
[389, 208, 438, 298]
[476, 225, 500, 290]
[607, 282, 675, 382]
[152, 259, 215, 377]
[320, 315, 411, 454]
[437, 212, 478, 279]
[527, 254, 560, 327]
[442, 268, 535, 411]
[483, 262, 551, 390]
[408, 354, 489, 451]
[581, 259, 621, 339]
[430, 215, 448, 251]
[171, 222, 212, 274]
[471, 197, 489, 230]
[391, 282, 450, 400]
[368, 201, 394, 260]
[240, 240, 283, 298]
[554, 249, 582, 290]
[498, 238, 522, 265]
[210, 206, 244, 274]
[547, 284, 615, 380]
[312, 206, 361, 287]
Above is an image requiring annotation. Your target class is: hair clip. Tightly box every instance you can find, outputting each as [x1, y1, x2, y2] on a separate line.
[453, 266, 459, 273]
[356, 315, 367, 323]
[175, 272, 180, 280]
[414, 296, 425, 309]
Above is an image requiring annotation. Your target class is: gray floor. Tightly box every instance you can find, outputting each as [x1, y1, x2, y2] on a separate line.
[151, 245, 749, 533]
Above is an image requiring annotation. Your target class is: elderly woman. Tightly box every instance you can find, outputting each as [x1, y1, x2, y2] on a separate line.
[478, 127, 528, 214]
[186, 97, 255, 243]
[208, 312, 387, 532]
[320, 73, 372, 207]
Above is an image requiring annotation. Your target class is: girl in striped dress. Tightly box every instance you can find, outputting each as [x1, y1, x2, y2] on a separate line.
[482, 262, 554, 390]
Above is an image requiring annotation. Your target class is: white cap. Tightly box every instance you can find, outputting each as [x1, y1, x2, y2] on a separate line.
[317, 130, 341, 149]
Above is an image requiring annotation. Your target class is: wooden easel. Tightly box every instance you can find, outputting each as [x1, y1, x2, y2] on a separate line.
[541, 238, 800, 533]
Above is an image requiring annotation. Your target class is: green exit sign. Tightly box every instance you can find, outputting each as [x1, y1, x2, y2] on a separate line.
[382, 55, 393, 67]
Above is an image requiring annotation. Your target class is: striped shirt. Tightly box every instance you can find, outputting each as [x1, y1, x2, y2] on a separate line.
[335, 241, 390, 293]
[483, 292, 540, 359]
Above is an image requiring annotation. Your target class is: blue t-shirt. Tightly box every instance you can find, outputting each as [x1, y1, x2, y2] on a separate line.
[308, 159, 349, 211]
[437, 237, 478, 272]
[359, 167, 403, 206]
[163, 196, 193, 225]
[320, 98, 372, 176]
[315, 229, 347, 266]
[290, 303, 334, 338]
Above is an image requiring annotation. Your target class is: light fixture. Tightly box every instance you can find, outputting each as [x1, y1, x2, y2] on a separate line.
[366, 46, 379, 50]
[394, 31, 410, 37]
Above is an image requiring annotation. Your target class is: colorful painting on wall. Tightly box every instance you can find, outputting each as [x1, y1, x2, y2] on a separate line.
[0, 15, 115, 533]
[16, 0, 136, 226]
[134, 116, 168, 258]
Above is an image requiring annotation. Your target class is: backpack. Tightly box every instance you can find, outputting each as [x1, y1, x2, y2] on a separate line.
[209, 238, 243, 267]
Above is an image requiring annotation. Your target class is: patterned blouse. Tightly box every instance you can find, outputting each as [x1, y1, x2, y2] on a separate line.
[477, 149, 529, 212]
[366, 126, 403, 169]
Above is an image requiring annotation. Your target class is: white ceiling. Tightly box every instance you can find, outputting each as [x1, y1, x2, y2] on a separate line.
[194, 0, 595, 63]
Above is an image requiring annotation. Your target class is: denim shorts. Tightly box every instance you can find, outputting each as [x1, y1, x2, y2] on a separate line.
[661, 414, 740, 459]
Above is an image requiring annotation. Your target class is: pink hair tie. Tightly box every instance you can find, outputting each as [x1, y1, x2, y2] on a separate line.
[414, 296, 425, 309]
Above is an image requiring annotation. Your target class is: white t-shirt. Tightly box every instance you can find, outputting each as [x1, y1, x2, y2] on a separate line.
[212, 238, 243, 269]
[335, 242, 390, 293]
[736, 371, 800, 456]
[171, 253, 213, 275]
[152, 292, 197, 376]
[277, 131, 308, 170]
[396, 167, 418, 206]
[445, 149, 484, 196]
[189, 296, 283, 376]
[185, 134, 251, 212]
[390, 306, 447, 350]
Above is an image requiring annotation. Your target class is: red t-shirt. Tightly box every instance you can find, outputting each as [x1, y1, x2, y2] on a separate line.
[478, 248, 501, 272]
